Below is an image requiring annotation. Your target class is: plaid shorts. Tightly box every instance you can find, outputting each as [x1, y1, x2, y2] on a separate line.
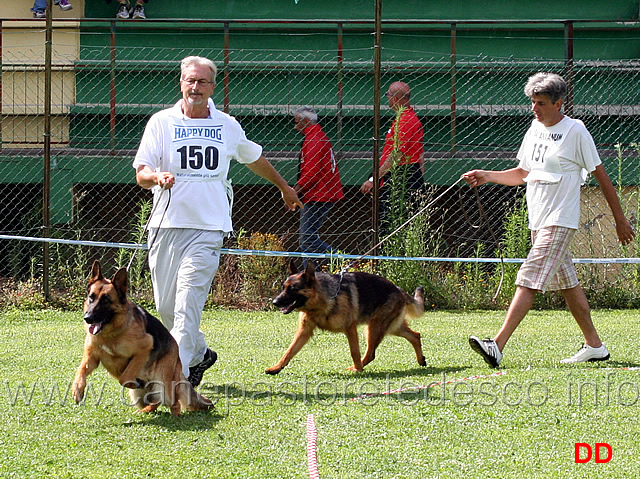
[515, 226, 579, 292]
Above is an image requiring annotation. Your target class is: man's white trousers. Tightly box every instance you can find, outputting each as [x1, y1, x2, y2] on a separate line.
[148, 228, 223, 379]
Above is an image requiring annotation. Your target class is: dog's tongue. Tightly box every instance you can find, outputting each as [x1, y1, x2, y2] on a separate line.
[281, 305, 296, 314]
[89, 322, 104, 335]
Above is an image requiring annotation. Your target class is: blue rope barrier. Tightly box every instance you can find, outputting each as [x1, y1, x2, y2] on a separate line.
[2, 234, 640, 264]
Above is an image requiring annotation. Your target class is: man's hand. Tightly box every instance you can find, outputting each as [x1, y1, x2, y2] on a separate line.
[136, 165, 174, 190]
[360, 179, 374, 194]
[615, 218, 635, 246]
[281, 185, 303, 211]
[156, 171, 175, 189]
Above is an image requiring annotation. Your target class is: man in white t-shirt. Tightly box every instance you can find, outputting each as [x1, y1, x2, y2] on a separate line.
[462, 72, 635, 368]
[133, 56, 302, 387]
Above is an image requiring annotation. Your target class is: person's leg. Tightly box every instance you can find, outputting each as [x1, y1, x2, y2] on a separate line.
[559, 284, 610, 363]
[31, 0, 47, 13]
[469, 285, 536, 368]
[500, 225, 575, 350]
[470, 226, 569, 367]
[299, 202, 333, 253]
[561, 285, 602, 348]
[545, 239, 603, 348]
[559, 286, 610, 362]
[298, 202, 313, 252]
[171, 229, 223, 379]
[493, 285, 536, 351]
[147, 228, 178, 331]
[406, 163, 426, 200]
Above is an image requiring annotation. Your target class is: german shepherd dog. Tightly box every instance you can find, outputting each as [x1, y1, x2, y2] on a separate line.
[266, 261, 426, 374]
[72, 260, 212, 415]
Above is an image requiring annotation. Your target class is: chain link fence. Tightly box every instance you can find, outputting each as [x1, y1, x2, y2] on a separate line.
[2, 19, 640, 305]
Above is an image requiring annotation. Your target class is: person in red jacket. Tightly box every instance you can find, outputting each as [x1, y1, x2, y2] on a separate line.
[294, 107, 345, 258]
[360, 81, 425, 227]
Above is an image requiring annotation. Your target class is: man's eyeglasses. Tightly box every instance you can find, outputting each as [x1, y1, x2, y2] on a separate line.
[182, 78, 214, 86]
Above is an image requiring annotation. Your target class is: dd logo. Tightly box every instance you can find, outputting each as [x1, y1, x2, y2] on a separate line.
[574, 443, 612, 464]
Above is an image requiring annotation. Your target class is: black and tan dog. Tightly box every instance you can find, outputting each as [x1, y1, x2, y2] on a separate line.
[72, 260, 212, 415]
[266, 261, 426, 374]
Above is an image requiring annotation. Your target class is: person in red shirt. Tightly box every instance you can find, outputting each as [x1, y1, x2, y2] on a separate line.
[360, 81, 425, 227]
[294, 107, 345, 257]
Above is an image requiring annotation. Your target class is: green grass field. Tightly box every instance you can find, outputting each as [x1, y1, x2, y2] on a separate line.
[1, 307, 639, 478]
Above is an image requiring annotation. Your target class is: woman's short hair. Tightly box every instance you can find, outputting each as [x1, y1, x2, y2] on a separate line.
[524, 72, 567, 103]
[294, 106, 318, 123]
[180, 56, 218, 85]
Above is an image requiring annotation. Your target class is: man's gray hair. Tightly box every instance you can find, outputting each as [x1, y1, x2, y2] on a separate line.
[294, 106, 318, 124]
[524, 72, 567, 103]
[180, 56, 218, 85]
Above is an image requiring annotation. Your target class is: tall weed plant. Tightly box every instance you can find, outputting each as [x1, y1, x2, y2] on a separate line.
[378, 106, 425, 289]
[377, 107, 448, 302]
[114, 199, 155, 308]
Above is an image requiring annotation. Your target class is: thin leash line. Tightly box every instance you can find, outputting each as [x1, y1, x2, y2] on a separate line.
[126, 188, 171, 271]
[340, 177, 466, 273]
[327, 177, 465, 300]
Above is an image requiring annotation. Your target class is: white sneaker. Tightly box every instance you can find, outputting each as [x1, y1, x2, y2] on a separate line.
[560, 344, 610, 364]
[117, 3, 131, 19]
[131, 4, 146, 19]
[469, 336, 503, 368]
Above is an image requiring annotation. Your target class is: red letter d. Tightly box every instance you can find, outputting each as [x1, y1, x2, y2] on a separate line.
[595, 443, 612, 464]
[575, 443, 592, 463]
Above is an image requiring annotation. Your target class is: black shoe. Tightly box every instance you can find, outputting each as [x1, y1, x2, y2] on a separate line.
[188, 348, 217, 388]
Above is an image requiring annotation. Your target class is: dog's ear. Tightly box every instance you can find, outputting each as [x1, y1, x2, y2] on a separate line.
[89, 260, 103, 284]
[288, 259, 299, 275]
[304, 260, 316, 283]
[112, 267, 129, 304]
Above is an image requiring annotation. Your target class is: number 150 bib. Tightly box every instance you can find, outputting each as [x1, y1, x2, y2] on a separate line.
[170, 121, 228, 182]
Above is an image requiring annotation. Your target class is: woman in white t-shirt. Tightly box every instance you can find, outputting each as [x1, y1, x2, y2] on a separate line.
[462, 72, 635, 368]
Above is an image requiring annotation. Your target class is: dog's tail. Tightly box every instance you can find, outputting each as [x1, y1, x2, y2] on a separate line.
[406, 286, 425, 318]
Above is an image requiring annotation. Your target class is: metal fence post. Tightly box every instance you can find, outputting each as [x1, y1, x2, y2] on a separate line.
[372, 0, 382, 256]
[564, 21, 575, 117]
[43, 0, 53, 301]
[109, 21, 117, 154]
[450, 22, 457, 155]
[336, 21, 343, 159]
[224, 21, 230, 114]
